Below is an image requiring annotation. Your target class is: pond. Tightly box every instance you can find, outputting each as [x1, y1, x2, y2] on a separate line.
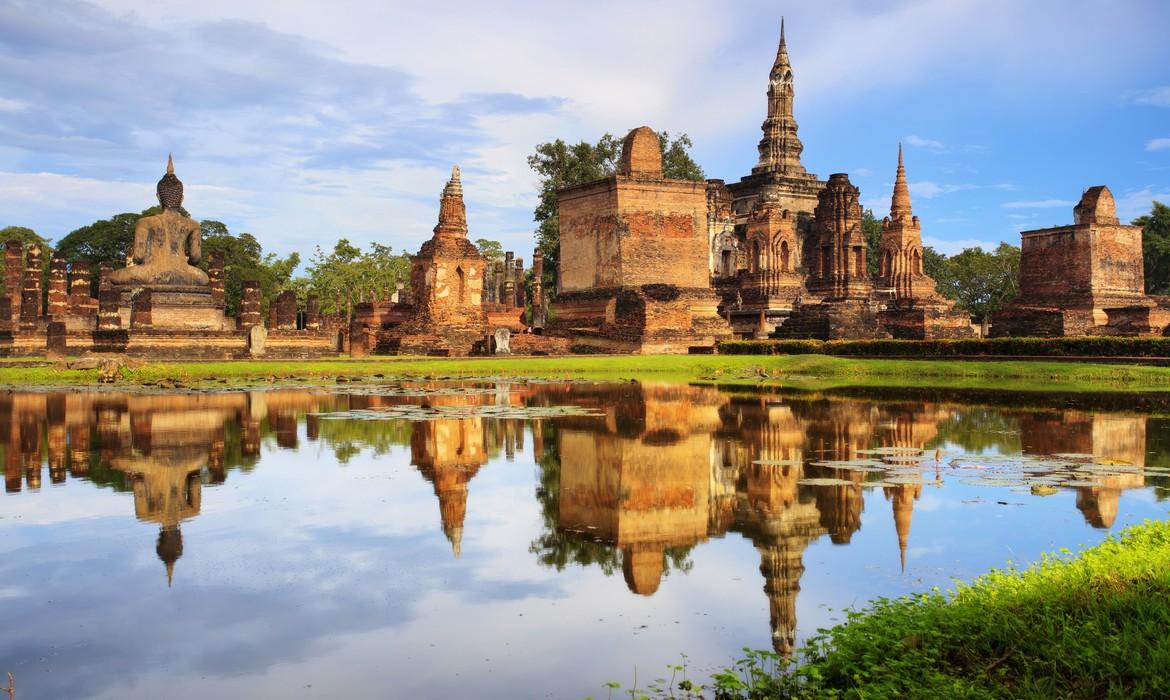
[1, 381, 1168, 699]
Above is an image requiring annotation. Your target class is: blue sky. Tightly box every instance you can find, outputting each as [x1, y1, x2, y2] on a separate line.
[1, 0, 1168, 261]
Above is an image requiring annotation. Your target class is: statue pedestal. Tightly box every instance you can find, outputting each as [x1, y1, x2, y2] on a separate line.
[114, 284, 234, 332]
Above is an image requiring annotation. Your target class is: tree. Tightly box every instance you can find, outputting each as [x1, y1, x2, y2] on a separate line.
[528, 131, 704, 300]
[932, 243, 1019, 322]
[199, 220, 299, 316]
[304, 239, 412, 315]
[861, 210, 882, 276]
[474, 238, 504, 264]
[55, 206, 188, 267]
[1134, 201, 1170, 294]
[0, 225, 51, 251]
[922, 246, 948, 283]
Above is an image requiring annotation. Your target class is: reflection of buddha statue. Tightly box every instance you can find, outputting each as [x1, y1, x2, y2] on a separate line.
[108, 155, 209, 288]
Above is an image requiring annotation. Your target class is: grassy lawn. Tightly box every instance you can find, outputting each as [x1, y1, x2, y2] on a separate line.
[767, 518, 1170, 699]
[3, 354, 1170, 393]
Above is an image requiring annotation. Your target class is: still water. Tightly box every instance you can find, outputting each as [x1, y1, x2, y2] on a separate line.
[1, 382, 1168, 699]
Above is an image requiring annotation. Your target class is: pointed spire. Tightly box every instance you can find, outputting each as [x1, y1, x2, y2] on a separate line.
[166, 560, 175, 587]
[434, 164, 468, 236]
[166, 153, 174, 175]
[774, 16, 790, 70]
[890, 143, 913, 218]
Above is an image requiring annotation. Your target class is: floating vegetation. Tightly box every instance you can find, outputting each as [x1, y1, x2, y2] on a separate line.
[752, 459, 804, 467]
[798, 477, 858, 487]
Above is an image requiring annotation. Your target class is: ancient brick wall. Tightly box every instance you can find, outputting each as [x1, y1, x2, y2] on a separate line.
[1019, 226, 1093, 304]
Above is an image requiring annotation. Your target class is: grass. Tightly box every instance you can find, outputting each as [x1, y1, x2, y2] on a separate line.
[3, 354, 1170, 395]
[780, 517, 1170, 699]
[608, 518, 1170, 699]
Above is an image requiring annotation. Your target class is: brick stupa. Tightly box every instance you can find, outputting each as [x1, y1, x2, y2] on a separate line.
[389, 166, 489, 355]
[550, 126, 732, 353]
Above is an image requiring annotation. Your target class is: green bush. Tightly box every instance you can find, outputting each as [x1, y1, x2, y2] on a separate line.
[718, 337, 1170, 358]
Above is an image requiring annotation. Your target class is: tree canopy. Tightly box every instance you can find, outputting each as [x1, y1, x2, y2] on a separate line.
[199, 220, 299, 316]
[302, 239, 412, 315]
[1134, 200, 1170, 294]
[528, 131, 704, 299]
[930, 243, 1020, 322]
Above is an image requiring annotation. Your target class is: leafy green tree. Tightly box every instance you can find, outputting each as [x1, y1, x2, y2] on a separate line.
[922, 246, 948, 283]
[200, 221, 299, 316]
[932, 243, 1019, 321]
[55, 206, 188, 267]
[528, 131, 703, 300]
[474, 238, 504, 264]
[862, 210, 882, 276]
[304, 239, 412, 315]
[1134, 201, 1170, 294]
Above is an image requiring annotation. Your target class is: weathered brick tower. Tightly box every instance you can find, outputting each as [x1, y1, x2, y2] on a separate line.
[391, 166, 489, 355]
[551, 126, 732, 353]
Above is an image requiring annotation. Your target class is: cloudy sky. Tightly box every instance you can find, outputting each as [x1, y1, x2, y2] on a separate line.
[1, 0, 1168, 262]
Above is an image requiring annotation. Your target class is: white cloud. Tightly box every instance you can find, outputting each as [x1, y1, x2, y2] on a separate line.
[905, 135, 947, 153]
[910, 181, 977, 198]
[1134, 86, 1170, 107]
[0, 98, 28, 112]
[1147, 138, 1170, 152]
[1002, 199, 1076, 209]
[1115, 187, 1170, 222]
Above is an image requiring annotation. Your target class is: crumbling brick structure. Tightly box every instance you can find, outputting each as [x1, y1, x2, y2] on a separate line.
[383, 166, 489, 356]
[550, 126, 732, 353]
[992, 186, 1167, 337]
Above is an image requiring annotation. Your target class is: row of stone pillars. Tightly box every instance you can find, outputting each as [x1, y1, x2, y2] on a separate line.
[484, 253, 528, 308]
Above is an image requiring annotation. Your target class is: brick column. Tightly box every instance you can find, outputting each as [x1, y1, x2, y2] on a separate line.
[20, 244, 43, 328]
[532, 249, 544, 329]
[503, 252, 515, 308]
[274, 290, 297, 330]
[48, 252, 68, 319]
[46, 321, 67, 359]
[130, 289, 152, 329]
[305, 294, 320, 331]
[68, 262, 95, 316]
[98, 262, 113, 292]
[238, 280, 261, 330]
[208, 250, 225, 309]
[515, 257, 526, 308]
[97, 290, 122, 330]
[5, 241, 22, 324]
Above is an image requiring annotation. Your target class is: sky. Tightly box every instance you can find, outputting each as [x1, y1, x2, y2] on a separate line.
[1, 0, 1169, 263]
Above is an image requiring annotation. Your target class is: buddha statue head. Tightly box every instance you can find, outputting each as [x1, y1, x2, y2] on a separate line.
[156, 154, 184, 210]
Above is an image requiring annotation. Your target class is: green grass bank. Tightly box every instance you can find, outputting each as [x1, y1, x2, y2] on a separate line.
[4, 354, 1170, 394]
[605, 519, 1170, 699]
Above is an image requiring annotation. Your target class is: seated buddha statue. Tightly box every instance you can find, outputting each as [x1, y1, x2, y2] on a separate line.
[109, 155, 209, 287]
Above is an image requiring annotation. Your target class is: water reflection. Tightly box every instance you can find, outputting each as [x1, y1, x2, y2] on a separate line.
[1, 383, 1167, 698]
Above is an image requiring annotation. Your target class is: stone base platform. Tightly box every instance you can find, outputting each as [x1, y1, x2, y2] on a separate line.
[772, 299, 890, 340]
[878, 303, 974, 340]
[549, 285, 733, 354]
[0, 328, 338, 359]
[114, 284, 234, 332]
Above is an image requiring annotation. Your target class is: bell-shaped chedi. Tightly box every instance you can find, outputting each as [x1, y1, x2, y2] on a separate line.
[411, 416, 488, 557]
[992, 184, 1165, 337]
[551, 126, 732, 353]
[876, 145, 942, 303]
[387, 166, 489, 356]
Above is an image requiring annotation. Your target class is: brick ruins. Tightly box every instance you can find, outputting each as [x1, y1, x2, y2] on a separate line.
[992, 186, 1170, 337]
[5, 20, 1163, 360]
[549, 126, 732, 353]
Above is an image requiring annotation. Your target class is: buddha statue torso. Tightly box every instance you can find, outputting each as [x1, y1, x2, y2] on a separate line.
[109, 209, 208, 287]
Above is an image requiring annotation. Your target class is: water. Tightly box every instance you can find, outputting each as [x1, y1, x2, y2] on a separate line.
[1, 381, 1168, 699]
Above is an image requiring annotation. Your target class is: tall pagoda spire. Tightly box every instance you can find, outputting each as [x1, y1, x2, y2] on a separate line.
[754, 17, 806, 176]
[890, 143, 913, 219]
[434, 165, 468, 237]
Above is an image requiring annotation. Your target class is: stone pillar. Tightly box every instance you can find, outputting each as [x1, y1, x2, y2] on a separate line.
[0, 297, 10, 333]
[239, 280, 262, 330]
[515, 257, 526, 308]
[46, 321, 66, 360]
[274, 290, 297, 330]
[306, 294, 321, 331]
[395, 283, 404, 304]
[68, 262, 95, 316]
[532, 249, 545, 329]
[130, 289, 152, 329]
[503, 252, 515, 308]
[208, 250, 225, 309]
[5, 241, 22, 324]
[97, 290, 121, 330]
[48, 252, 68, 319]
[485, 264, 496, 303]
[349, 322, 370, 358]
[20, 244, 42, 328]
[98, 261, 113, 292]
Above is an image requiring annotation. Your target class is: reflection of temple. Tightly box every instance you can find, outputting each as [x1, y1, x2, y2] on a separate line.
[411, 417, 487, 557]
[1020, 412, 1148, 528]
